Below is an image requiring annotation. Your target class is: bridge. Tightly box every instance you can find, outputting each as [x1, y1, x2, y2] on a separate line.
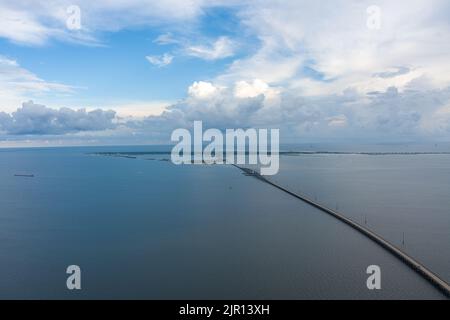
[232, 164, 450, 298]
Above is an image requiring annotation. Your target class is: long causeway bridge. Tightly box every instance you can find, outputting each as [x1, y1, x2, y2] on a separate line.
[232, 164, 450, 298]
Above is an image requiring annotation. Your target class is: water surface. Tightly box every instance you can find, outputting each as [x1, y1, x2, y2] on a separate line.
[0, 146, 445, 299]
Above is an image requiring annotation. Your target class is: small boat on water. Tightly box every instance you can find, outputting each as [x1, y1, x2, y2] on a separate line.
[14, 174, 34, 178]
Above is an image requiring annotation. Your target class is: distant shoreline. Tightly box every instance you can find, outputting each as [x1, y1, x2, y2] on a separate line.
[91, 151, 450, 156]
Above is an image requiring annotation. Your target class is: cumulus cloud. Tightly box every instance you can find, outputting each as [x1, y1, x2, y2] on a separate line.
[2, 0, 450, 144]
[145, 53, 174, 67]
[188, 81, 220, 99]
[0, 101, 116, 135]
[3, 81, 450, 144]
[233, 79, 279, 99]
[123, 79, 450, 143]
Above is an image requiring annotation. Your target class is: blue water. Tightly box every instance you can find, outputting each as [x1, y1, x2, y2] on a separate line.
[0, 146, 446, 299]
[268, 153, 450, 283]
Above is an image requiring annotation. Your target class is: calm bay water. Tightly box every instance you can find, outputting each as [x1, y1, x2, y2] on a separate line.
[269, 153, 450, 283]
[0, 146, 446, 299]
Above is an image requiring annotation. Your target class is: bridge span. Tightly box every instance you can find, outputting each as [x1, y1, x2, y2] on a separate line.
[233, 165, 450, 298]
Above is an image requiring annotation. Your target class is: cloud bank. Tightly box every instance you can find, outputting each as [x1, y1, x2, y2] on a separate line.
[1, 0, 450, 145]
[2, 79, 450, 144]
[0, 101, 116, 135]
[136, 80, 450, 142]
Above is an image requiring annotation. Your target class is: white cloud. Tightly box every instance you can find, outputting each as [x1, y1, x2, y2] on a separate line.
[2, 0, 450, 143]
[0, 55, 75, 113]
[0, 7, 52, 45]
[188, 81, 219, 99]
[0, 0, 227, 46]
[0, 2, 101, 46]
[4, 83, 450, 143]
[234, 79, 279, 99]
[225, 0, 450, 96]
[102, 101, 172, 118]
[145, 53, 174, 67]
[186, 36, 235, 60]
[0, 101, 116, 135]
[123, 81, 450, 143]
[153, 33, 179, 45]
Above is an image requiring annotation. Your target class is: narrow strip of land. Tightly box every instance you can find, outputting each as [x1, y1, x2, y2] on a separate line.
[233, 164, 450, 298]
[94, 151, 450, 156]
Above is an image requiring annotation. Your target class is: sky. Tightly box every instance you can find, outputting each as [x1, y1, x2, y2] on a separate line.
[1, 0, 450, 147]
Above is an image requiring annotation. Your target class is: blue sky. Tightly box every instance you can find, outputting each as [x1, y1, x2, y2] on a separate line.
[0, 6, 246, 108]
[1, 0, 450, 146]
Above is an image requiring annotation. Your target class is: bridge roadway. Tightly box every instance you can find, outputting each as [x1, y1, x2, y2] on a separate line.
[232, 164, 450, 298]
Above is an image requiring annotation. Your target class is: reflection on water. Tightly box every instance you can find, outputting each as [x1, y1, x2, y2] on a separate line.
[0, 146, 446, 299]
